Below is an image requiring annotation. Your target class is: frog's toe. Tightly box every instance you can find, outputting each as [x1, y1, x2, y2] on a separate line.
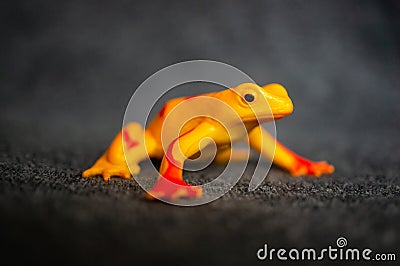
[102, 167, 132, 181]
[146, 186, 202, 201]
[102, 172, 111, 182]
[145, 178, 202, 201]
[290, 160, 334, 177]
[313, 161, 335, 176]
[82, 167, 101, 178]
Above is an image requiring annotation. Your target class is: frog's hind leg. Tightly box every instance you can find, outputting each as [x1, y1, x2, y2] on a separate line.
[82, 122, 160, 181]
[213, 145, 250, 164]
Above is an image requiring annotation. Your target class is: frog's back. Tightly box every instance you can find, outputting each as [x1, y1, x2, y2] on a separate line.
[145, 95, 210, 141]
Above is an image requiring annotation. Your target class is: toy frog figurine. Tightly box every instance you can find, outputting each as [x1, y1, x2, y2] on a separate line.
[83, 83, 334, 200]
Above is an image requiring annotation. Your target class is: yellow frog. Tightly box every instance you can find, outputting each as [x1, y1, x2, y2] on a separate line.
[82, 83, 334, 200]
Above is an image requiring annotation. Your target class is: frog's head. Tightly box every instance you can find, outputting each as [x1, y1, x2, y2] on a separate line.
[220, 83, 294, 124]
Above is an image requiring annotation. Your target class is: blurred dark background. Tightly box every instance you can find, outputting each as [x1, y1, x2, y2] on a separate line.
[0, 1, 399, 265]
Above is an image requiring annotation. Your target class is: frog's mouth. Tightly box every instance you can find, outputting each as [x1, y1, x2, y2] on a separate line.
[241, 102, 294, 123]
[272, 111, 292, 120]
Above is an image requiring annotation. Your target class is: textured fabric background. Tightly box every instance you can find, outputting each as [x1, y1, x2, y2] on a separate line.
[1, 1, 399, 265]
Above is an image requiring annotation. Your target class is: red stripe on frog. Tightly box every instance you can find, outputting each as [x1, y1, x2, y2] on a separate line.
[122, 130, 139, 150]
[161, 128, 195, 185]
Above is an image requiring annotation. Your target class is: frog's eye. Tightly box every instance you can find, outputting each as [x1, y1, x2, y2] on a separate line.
[244, 93, 255, 103]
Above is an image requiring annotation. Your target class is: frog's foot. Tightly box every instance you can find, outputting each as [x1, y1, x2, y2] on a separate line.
[82, 164, 132, 182]
[82, 155, 139, 182]
[290, 158, 334, 177]
[145, 178, 202, 200]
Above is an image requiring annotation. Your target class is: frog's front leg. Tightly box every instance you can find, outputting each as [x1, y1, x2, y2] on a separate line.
[146, 122, 216, 200]
[248, 126, 334, 176]
[82, 122, 160, 181]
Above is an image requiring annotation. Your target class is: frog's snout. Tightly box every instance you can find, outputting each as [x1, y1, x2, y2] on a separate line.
[272, 97, 293, 120]
[283, 98, 294, 116]
[262, 83, 294, 120]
